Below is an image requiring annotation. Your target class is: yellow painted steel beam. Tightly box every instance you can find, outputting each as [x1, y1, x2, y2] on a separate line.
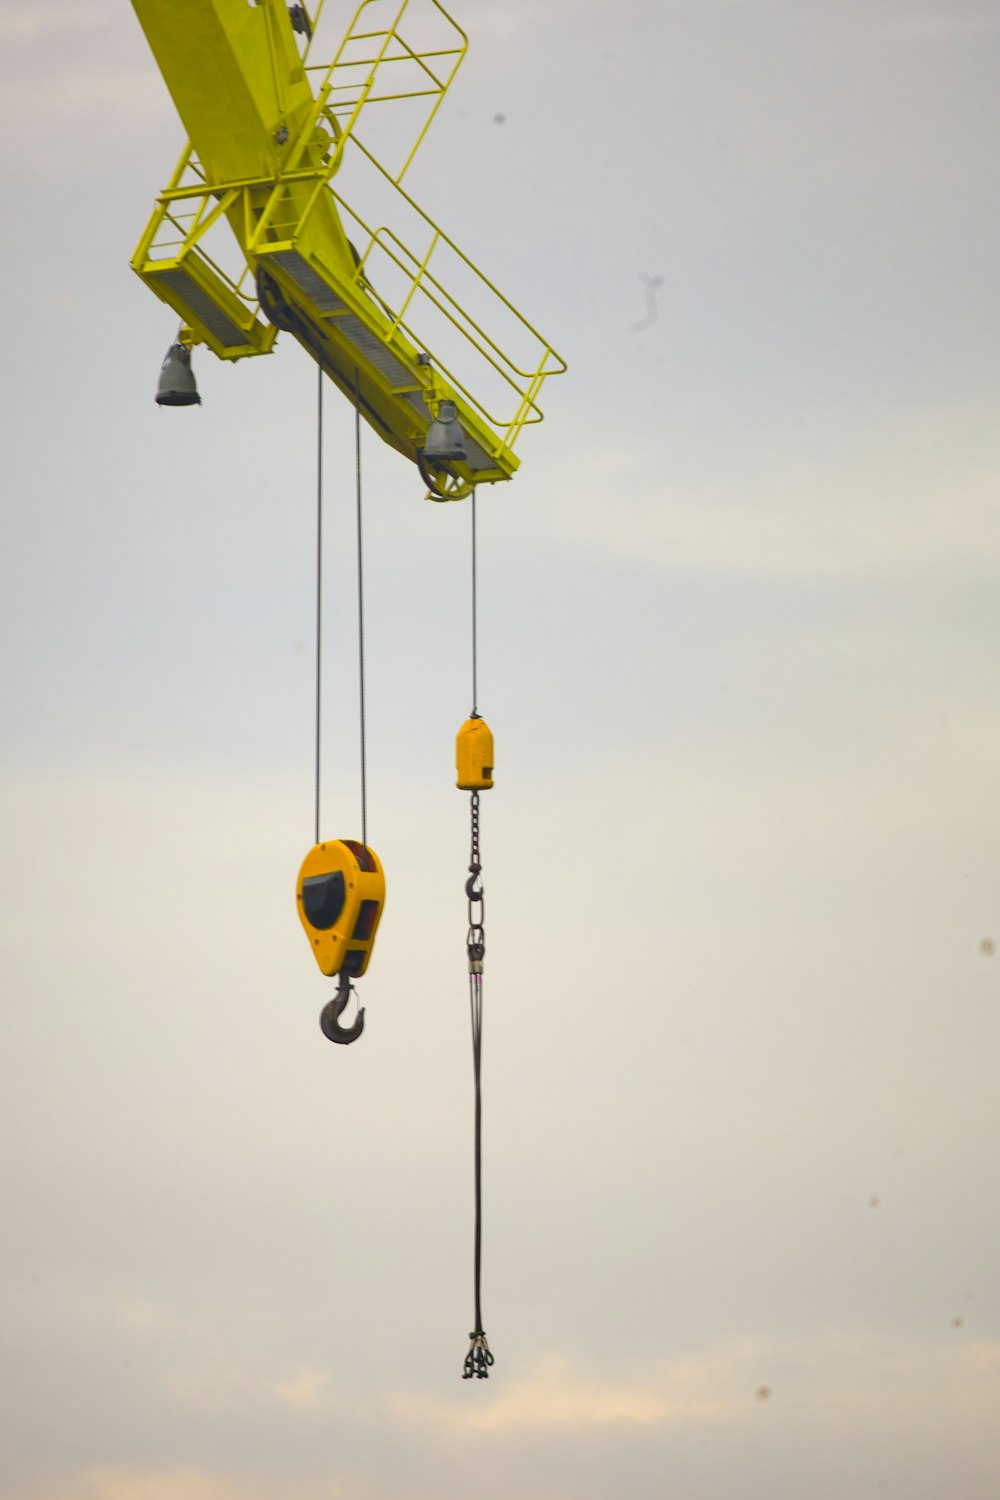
[130, 0, 565, 496]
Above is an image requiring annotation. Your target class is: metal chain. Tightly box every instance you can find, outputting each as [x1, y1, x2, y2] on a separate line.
[470, 787, 480, 867]
[466, 791, 484, 968]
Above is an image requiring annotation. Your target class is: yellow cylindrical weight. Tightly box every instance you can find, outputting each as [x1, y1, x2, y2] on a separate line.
[456, 716, 494, 791]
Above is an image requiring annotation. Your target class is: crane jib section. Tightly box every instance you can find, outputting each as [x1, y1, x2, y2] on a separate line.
[130, 0, 565, 494]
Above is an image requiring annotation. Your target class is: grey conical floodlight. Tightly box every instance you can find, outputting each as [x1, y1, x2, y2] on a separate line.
[155, 342, 201, 407]
[422, 399, 466, 461]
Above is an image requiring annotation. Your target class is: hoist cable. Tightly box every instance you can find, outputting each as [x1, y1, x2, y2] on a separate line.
[462, 502, 493, 1379]
[470, 967, 484, 1323]
[463, 791, 491, 1378]
[354, 367, 368, 848]
[471, 490, 478, 717]
[313, 365, 369, 851]
[314, 366, 324, 845]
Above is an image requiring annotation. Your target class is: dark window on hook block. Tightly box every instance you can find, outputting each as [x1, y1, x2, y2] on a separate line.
[301, 871, 345, 930]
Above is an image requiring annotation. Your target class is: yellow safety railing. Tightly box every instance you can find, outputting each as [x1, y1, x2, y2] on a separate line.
[133, 0, 564, 458]
[240, 0, 563, 452]
[302, 0, 468, 186]
[327, 165, 564, 445]
[133, 147, 258, 305]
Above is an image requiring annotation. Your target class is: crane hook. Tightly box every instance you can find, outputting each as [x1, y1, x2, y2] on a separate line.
[319, 971, 365, 1045]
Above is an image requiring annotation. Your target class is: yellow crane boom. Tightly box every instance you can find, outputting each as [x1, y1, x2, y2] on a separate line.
[130, 0, 565, 498]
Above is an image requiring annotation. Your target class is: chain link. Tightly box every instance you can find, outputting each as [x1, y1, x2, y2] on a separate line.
[469, 789, 481, 869]
[466, 790, 485, 972]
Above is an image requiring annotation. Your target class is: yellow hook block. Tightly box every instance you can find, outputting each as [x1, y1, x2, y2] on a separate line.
[296, 839, 385, 979]
[456, 716, 494, 791]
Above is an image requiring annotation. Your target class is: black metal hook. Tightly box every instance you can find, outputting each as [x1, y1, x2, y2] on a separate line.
[466, 865, 483, 902]
[319, 972, 365, 1045]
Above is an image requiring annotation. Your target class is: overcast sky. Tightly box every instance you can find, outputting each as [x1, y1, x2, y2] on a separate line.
[2, 2, 1000, 1498]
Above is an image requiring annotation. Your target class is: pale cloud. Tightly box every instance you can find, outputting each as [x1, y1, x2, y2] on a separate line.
[115, 1298, 267, 1415]
[887, 11, 1000, 41]
[521, 419, 1000, 582]
[0, 70, 171, 130]
[0, 18, 174, 177]
[0, 68, 176, 185]
[49, 1470, 255, 1500]
[463, 0, 574, 42]
[269, 1365, 339, 1412]
[164, 1355, 274, 1417]
[389, 1333, 1000, 1440]
[118, 1297, 200, 1342]
[28, 1468, 346, 1500]
[392, 1349, 743, 1433]
[115, 1297, 356, 1422]
[16, 1336, 1000, 1500]
[0, 6, 109, 44]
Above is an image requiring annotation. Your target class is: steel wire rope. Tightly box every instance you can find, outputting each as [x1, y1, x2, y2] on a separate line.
[354, 367, 368, 847]
[463, 492, 493, 1379]
[470, 963, 485, 1329]
[312, 366, 369, 851]
[471, 490, 478, 717]
[314, 367, 324, 844]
